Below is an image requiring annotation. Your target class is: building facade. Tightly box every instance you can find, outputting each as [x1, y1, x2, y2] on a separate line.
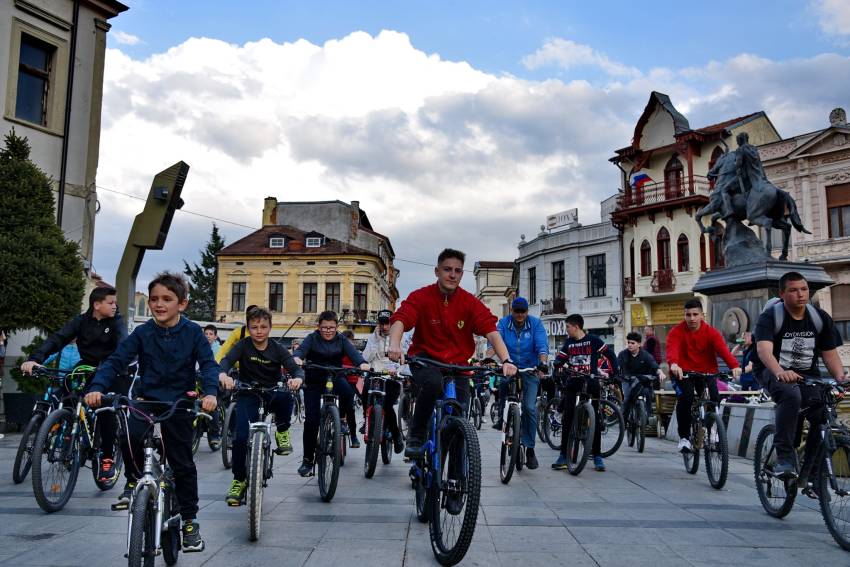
[473, 261, 515, 319]
[611, 91, 782, 353]
[515, 198, 623, 353]
[215, 199, 399, 341]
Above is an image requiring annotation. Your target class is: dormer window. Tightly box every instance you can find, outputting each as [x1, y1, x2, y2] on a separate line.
[306, 237, 322, 248]
[269, 237, 285, 248]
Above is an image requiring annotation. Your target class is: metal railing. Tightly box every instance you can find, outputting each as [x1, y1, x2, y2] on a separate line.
[650, 269, 676, 293]
[617, 175, 711, 210]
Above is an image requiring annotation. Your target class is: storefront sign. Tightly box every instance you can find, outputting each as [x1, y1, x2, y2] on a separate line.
[651, 300, 687, 325]
[630, 304, 646, 327]
[548, 319, 567, 336]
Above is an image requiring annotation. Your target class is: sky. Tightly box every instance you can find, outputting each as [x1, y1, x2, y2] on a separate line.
[92, 0, 850, 298]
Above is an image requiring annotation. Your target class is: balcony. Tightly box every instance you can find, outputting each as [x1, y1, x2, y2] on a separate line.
[611, 175, 711, 226]
[540, 297, 568, 316]
[624, 277, 634, 298]
[651, 269, 676, 293]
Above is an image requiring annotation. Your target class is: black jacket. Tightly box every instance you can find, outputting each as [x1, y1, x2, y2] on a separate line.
[30, 311, 127, 367]
[293, 331, 365, 385]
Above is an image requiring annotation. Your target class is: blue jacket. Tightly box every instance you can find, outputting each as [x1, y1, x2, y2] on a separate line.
[91, 316, 219, 401]
[495, 315, 548, 369]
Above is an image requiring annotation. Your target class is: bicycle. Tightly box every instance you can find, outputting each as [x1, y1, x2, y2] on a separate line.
[30, 365, 123, 512]
[397, 372, 415, 442]
[754, 376, 850, 550]
[467, 379, 484, 430]
[97, 394, 208, 566]
[292, 388, 305, 423]
[599, 375, 625, 458]
[12, 367, 68, 484]
[535, 375, 553, 444]
[679, 372, 730, 489]
[622, 374, 656, 453]
[362, 369, 404, 478]
[498, 368, 536, 484]
[552, 369, 600, 475]
[191, 382, 226, 455]
[407, 356, 487, 566]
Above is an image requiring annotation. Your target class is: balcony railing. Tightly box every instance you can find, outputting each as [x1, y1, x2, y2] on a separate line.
[624, 277, 634, 298]
[651, 269, 676, 293]
[616, 175, 711, 210]
[541, 297, 567, 315]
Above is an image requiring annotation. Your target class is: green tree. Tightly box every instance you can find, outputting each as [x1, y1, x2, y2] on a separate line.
[183, 223, 225, 321]
[0, 129, 84, 335]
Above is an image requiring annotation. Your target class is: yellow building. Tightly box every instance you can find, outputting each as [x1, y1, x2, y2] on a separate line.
[215, 200, 399, 341]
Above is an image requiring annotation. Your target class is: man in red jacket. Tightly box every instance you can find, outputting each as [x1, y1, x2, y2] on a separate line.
[667, 298, 741, 453]
[388, 248, 517, 457]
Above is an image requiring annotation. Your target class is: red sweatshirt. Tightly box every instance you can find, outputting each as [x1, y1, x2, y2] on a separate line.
[666, 320, 740, 373]
[391, 283, 497, 365]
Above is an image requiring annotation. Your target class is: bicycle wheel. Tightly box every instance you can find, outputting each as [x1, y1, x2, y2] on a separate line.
[536, 399, 547, 443]
[191, 415, 203, 455]
[13, 412, 44, 484]
[599, 399, 624, 458]
[683, 421, 701, 475]
[704, 413, 729, 489]
[415, 471, 430, 523]
[489, 398, 498, 424]
[428, 416, 481, 567]
[753, 424, 796, 518]
[499, 404, 520, 484]
[566, 402, 595, 476]
[92, 421, 124, 491]
[472, 398, 483, 431]
[128, 485, 155, 567]
[318, 405, 341, 502]
[818, 434, 850, 550]
[208, 405, 225, 451]
[248, 430, 266, 541]
[31, 408, 81, 513]
[543, 397, 562, 451]
[398, 393, 409, 441]
[364, 403, 383, 479]
[221, 403, 236, 469]
[636, 400, 647, 454]
[381, 431, 393, 465]
[161, 486, 181, 566]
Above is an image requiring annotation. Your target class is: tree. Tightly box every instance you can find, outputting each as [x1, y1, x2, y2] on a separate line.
[183, 223, 225, 321]
[0, 129, 84, 335]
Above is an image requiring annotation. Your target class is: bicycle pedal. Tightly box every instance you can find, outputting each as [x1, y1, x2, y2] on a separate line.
[111, 503, 129, 511]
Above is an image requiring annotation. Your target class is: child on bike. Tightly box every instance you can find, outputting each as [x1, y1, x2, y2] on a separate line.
[617, 332, 665, 423]
[85, 272, 220, 553]
[218, 306, 304, 505]
[21, 286, 128, 483]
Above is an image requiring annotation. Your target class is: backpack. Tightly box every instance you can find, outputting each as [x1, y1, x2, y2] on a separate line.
[762, 298, 823, 336]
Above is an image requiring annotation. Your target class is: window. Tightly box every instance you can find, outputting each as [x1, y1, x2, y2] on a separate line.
[629, 240, 635, 278]
[16, 34, 55, 126]
[664, 155, 684, 198]
[528, 267, 536, 304]
[306, 237, 322, 248]
[700, 234, 707, 272]
[303, 283, 317, 313]
[231, 282, 246, 312]
[137, 298, 145, 316]
[269, 237, 285, 248]
[709, 225, 726, 269]
[707, 146, 724, 189]
[268, 283, 284, 312]
[552, 261, 565, 299]
[827, 184, 850, 238]
[832, 285, 850, 342]
[586, 254, 606, 297]
[657, 227, 671, 271]
[640, 240, 651, 276]
[354, 283, 368, 314]
[325, 282, 340, 313]
[677, 234, 690, 272]
[836, 321, 850, 343]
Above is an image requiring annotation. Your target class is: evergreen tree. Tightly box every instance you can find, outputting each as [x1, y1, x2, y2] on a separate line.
[0, 129, 84, 334]
[183, 223, 225, 321]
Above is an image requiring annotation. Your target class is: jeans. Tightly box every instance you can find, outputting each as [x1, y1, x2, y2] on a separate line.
[232, 390, 293, 482]
[302, 376, 355, 463]
[671, 375, 719, 440]
[409, 365, 469, 443]
[496, 374, 539, 447]
[757, 369, 825, 464]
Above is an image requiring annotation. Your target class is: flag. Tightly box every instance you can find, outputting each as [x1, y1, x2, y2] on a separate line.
[630, 171, 652, 190]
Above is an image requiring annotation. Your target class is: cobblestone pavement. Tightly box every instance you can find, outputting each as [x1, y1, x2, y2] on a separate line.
[1, 416, 848, 566]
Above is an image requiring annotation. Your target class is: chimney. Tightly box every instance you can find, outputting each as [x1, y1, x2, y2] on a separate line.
[349, 200, 360, 242]
[263, 197, 278, 226]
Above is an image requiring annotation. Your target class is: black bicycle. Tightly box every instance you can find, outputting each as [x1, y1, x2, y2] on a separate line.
[623, 374, 656, 453]
[599, 375, 625, 458]
[362, 369, 403, 478]
[497, 368, 537, 484]
[12, 367, 68, 484]
[680, 372, 730, 489]
[397, 372, 415, 442]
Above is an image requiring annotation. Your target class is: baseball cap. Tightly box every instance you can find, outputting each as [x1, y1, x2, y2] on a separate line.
[377, 309, 392, 322]
[511, 297, 529, 311]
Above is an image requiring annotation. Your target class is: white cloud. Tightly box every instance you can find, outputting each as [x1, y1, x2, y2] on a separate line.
[812, 0, 850, 36]
[522, 38, 641, 78]
[112, 30, 142, 45]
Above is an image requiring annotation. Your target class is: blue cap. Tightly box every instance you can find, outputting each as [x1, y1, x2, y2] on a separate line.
[511, 297, 529, 311]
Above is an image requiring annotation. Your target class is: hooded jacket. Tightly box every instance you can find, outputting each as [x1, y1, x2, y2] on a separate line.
[30, 310, 127, 367]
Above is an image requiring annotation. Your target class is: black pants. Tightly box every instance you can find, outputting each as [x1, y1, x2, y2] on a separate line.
[559, 374, 602, 456]
[123, 410, 198, 521]
[409, 365, 469, 443]
[302, 377, 355, 463]
[232, 391, 292, 482]
[87, 374, 131, 468]
[672, 375, 719, 439]
[757, 370, 825, 464]
[366, 379, 401, 440]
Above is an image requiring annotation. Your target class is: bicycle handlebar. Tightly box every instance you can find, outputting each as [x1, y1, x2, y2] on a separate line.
[407, 355, 496, 374]
[682, 371, 732, 382]
[95, 394, 210, 423]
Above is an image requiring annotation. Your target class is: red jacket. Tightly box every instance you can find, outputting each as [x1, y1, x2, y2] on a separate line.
[666, 321, 739, 373]
[391, 283, 497, 365]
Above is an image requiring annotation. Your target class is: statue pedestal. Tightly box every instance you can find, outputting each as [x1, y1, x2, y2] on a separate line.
[693, 260, 833, 337]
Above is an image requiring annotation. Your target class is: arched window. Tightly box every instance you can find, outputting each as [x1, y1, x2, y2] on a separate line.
[629, 240, 635, 278]
[657, 227, 671, 271]
[707, 146, 724, 189]
[677, 234, 690, 272]
[710, 225, 726, 269]
[640, 240, 651, 276]
[664, 155, 684, 198]
[699, 234, 707, 272]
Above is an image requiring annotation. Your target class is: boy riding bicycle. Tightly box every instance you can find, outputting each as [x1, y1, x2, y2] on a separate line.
[617, 331, 666, 422]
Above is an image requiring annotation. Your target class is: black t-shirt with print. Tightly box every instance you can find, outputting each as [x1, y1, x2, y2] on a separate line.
[555, 333, 610, 375]
[220, 338, 304, 386]
[753, 305, 839, 376]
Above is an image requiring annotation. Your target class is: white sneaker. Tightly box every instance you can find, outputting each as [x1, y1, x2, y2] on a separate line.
[710, 430, 719, 444]
[678, 438, 692, 453]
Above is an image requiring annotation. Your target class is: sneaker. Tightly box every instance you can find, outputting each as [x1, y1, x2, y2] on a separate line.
[181, 521, 205, 552]
[491, 419, 503, 431]
[677, 438, 692, 453]
[526, 447, 539, 470]
[98, 457, 117, 483]
[298, 460, 314, 477]
[393, 433, 404, 454]
[225, 479, 247, 506]
[593, 455, 606, 472]
[208, 436, 222, 451]
[275, 430, 293, 456]
[350, 435, 361, 449]
[404, 437, 426, 458]
[551, 454, 569, 470]
[774, 460, 798, 480]
[111, 480, 136, 511]
[341, 423, 351, 436]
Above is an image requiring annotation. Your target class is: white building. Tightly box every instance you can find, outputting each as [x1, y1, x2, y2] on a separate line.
[473, 261, 515, 319]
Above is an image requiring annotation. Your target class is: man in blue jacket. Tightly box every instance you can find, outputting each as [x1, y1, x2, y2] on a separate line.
[490, 297, 548, 469]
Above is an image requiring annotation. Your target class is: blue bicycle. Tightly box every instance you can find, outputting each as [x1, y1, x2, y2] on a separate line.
[407, 356, 494, 567]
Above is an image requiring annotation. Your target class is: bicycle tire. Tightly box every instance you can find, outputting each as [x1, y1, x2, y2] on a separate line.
[127, 484, 155, 567]
[398, 394, 409, 441]
[636, 400, 647, 454]
[499, 404, 520, 484]
[248, 429, 266, 541]
[567, 402, 595, 476]
[543, 397, 562, 451]
[415, 474, 429, 523]
[381, 431, 393, 465]
[599, 399, 624, 458]
[340, 426, 347, 467]
[364, 403, 383, 479]
[221, 403, 236, 469]
[704, 412, 729, 489]
[753, 424, 796, 518]
[161, 487, 181, 566]
[31, 408, 81, 513]
[13, 412, 44, 484]
[489, 398, 498, 424]
[472, 397, 483, 431]
[92, 421, 124, 491]
[683, 421, 701, 475]
[207, 405, 225, 451]
[536, 399, 547, 443]
[318, 405, 341, 502]
[626, 406, 636, 448]
[818, 434, 850, 550]
[191, 416, 203, 455]
[428, 416, 481, 566]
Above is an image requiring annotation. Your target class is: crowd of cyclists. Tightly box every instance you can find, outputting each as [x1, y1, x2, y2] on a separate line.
[13, 246, 850, 563]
